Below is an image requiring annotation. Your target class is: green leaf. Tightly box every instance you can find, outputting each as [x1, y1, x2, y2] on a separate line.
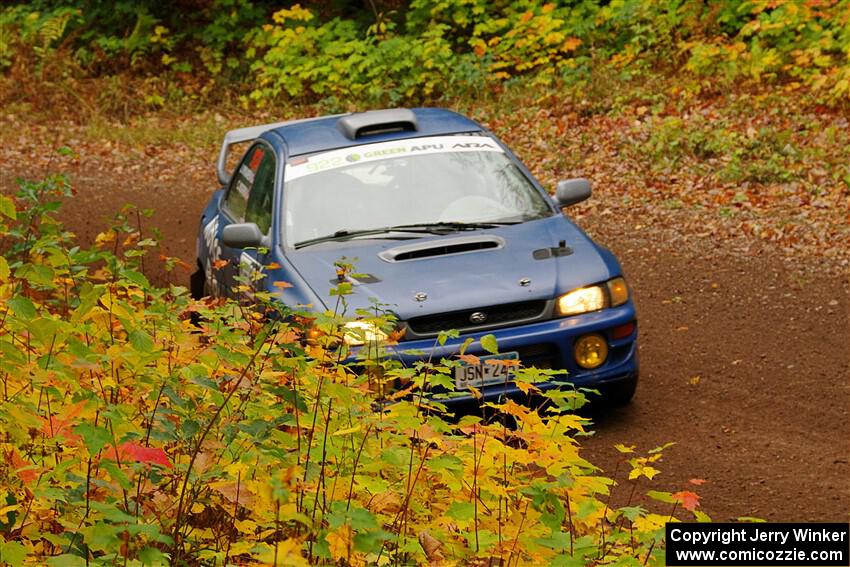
[16, 264, 53, 286]
[83, 523, 120, 552]
[437, 328, 459, 346]
[47, 555, 87, 567]
[139, 547, 169, 565]
[648, 441, 676, 454]
[8, 297, 37, 320]
[694, 509, 712, 522]
[0, 195, 16, 219]
[101, 461, 132, 490]
[129, 329, 154, 352]
[122, 269, 151, 288]
[445, 501, 475, 521]
[28, 317, 59, 347]
[646, 490, 676, 504]
[0, 541, 28, 566]
[74, 423, 111, 456]
[71, 284, 103, 322]
[480, 333, 498, 354]
[0, 256, 9, 281]
[619, 505, 647, 521]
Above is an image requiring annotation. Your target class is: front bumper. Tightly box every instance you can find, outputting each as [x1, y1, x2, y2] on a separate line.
[359, 302, 639, 408]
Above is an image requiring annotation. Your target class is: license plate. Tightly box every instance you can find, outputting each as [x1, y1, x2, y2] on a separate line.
[454, 351, 519, 390]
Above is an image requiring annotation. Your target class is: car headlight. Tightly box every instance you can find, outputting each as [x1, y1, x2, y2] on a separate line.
[555, 277, 629, 317]
[342, 321, 388, 346]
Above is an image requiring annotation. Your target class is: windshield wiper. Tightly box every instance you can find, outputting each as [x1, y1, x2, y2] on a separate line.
[293, 221, 522, 249]
[390, 221, 522, 231]
[294, 226, 451, 249]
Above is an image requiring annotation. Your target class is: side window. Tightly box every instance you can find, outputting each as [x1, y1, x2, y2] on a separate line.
[245, 149, 276, 234]
[223, 144, 267, 222]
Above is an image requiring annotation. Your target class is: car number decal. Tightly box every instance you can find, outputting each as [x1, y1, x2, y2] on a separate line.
[239, 164, 255, 183]
[202, 215, 222, 295]
[285, 135, 504, 181]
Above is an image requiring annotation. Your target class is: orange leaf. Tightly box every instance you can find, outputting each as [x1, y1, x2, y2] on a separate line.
[484, 358, 520, 367]
[689, 478, 707, 485]
[672, 490, 701, 511]
[42, 400, 87, 444]
[212, 259, 228, 269]
[563, 37, 582, 52]
[9, 449, 38, 484]
[273, 280, 293, 288]
[458, 354, 481, 365]
[498, 399, 531, 419]
[120, 442, 173, 469]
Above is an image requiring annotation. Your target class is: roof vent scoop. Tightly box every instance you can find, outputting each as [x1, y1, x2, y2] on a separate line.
[337, 109, 418, 140]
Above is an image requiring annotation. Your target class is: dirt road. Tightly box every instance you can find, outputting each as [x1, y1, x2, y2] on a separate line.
[2, 141, 848, 524]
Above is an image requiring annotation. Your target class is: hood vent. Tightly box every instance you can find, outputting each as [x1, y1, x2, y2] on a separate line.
[379, 235, 505, 263]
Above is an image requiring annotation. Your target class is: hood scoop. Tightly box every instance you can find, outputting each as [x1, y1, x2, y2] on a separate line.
[379, 235, 505, 263]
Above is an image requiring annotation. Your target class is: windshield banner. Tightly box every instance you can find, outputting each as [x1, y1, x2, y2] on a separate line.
[285, 135, 504, 181]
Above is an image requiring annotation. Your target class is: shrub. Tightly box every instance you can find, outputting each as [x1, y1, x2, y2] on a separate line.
[0, 172, 707, 565]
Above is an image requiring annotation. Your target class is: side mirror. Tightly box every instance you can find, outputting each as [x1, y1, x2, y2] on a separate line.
[221, 223, 266, 249]
[554, 178, 592, 207]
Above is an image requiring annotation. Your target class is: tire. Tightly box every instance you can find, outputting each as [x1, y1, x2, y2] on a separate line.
[190, 264, 206, 299]
[602, 373, 638, 406]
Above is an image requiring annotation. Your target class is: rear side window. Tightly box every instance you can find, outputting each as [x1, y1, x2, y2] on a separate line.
[245, 150, 276, 234]
[223, 144, 272, 222]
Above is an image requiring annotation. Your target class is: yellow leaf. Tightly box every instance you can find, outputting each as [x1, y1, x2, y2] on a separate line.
[252, 539, 309, 566]
[614, 443, 635, 454]
[94, 230, 116, 247]
[332, 424, 361, 437]
[513, 380, 540, 395]
[326, 525, 353, 563]
[629, 465, 661, 480]
[235, 519, 258, 533]
[0, 504, 20, 517]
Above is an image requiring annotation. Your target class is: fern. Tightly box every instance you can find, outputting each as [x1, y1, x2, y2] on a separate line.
[34, 8, 79, 57]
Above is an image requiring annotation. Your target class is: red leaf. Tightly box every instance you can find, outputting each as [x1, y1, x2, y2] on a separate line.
[120, 442, 173, 469]
[672, 490, 701, 511]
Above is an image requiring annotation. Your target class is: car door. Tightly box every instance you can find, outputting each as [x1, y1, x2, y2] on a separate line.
[217, 142, 276, 297]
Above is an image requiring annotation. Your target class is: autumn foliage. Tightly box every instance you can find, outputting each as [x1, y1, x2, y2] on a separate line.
[0, 174, 710, 564]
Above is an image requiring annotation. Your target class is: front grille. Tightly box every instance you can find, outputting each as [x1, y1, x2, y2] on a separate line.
[406, 300, 548, 336]
[515, 343, 558, 370]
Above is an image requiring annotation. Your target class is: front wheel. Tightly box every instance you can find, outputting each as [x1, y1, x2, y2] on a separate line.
[601, 373, 638, 406]
[189, 264, 207, 299]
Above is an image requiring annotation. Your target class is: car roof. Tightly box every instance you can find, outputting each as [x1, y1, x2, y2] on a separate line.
[267, 108, 485, 157]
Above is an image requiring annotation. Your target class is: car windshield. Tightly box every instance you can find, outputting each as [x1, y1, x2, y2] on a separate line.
[283, 135, 552, 246]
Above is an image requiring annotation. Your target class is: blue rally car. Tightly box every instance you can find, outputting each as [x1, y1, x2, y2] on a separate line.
[192, 108, 638, 406]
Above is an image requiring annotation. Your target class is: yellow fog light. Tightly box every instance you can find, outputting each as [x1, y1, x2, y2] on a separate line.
[574, 334, 608, 369]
